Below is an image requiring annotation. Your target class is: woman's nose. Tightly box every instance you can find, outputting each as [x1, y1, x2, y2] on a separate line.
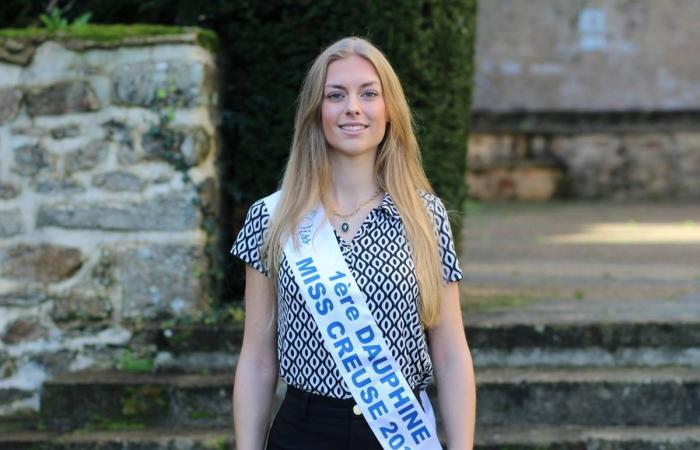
[345, 95, 360, 114]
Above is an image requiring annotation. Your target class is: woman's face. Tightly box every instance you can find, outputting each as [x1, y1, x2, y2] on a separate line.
[321, 55, 387, 159]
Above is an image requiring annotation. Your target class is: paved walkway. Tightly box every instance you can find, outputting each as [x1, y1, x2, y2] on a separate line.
[459, 201, 700, 325]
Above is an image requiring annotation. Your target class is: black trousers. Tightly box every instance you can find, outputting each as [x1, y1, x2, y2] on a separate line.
[265, 385, 385, 450]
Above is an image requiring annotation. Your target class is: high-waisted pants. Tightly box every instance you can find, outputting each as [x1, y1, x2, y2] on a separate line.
[266, 384, 423, 450]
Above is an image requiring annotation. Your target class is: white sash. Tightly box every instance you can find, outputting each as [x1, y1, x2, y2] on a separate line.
[264, 191, 442, 450]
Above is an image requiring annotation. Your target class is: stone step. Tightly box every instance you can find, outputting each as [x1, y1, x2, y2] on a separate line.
[40, 371, 234, 431]
[474, 425, 700, 450]
[135, 319, 700, 372]
[475, 366, 700, 427]
[5, 423, 699, 450]
[131, 325, 241, 373]
[0, 427, 232, 450]
[467, 321, 700, 368]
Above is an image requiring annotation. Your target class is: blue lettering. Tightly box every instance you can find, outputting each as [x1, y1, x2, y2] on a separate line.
[368, 400, 389, 420]
[372, 356, 392, 375]
[307, 282, 326, 300]
[389, 386, 411, 410]
[339, 295, 354, 306]
[315, 298, 333, 315]
[296, 257, 319, 284]
[402, 409, 422, 431]
[356, 325, 374, 343]
[327, 321, 344, 339]
[380, 370, 400, 388]
[334, 282, 349, 297]
[363, 344, 382, 362]
[379, 420, 398, 438]
[329, 270, 346, 281]
[346, 306, 359, 321]
[342, 354, 361, 372]
[411, 426, 431, 444]
[361, 386, 379, 403]
[350, 367, 371, 388]
[334, 336, 353, 357]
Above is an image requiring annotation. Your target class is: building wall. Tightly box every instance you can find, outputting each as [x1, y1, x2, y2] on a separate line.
[469, 0, 700, 200]
[0, 34, 218, 415]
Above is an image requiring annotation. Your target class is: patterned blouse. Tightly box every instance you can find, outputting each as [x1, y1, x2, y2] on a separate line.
[231, 190, 463, 398]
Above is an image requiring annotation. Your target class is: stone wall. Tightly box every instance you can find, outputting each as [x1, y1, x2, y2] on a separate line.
[468, 0, 700, 201]
[0, 32, 218, 415]
[473, 0, 700, 112]
[467, 130, 700, 201]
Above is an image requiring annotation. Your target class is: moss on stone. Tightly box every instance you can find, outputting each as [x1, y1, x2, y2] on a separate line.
[0, 24, 218, 53]
[121, 385, 168, 420]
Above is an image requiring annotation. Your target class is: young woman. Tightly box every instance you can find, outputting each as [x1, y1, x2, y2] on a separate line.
[231, 36, 475, 450]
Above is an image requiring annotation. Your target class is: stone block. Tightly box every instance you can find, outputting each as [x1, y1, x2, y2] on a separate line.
[0, 88, 22, 124]
[141, 127, 184, 162]
[2, 318, 48, 345]
[116, 244, 206, 319]
[467, 165, 562, 201]
[0, 243, 82, 283]
[37, 193, 201, 231]
[64, 140, 109, 174]
[468, 133, 528, 170]
[92, 170, 146, 192]
[0, 350, 15, 378]
[35, 178, 85, 195]
[180, 127, 212, 166]
[0, 37, 36, 65]
[0, 290, 51, 307]
[623, 134, 675, 197]
[12, 143, 52, 177]
[10, 125, 47, 137]
[49, 124, 81, 139]
[550, 134, 625, 198]
[0, 183, 21, 199]
[25, 81, 100, 116]
[51, 290, 113, 323]
[134, 126, 211, 168]
[674, 133, 700, 197]
[112, 59, 212, 108]
[102, 119, 134, 147]
[0, 209, 23, 238]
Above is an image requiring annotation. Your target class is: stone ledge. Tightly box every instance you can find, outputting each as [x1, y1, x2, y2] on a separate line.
[0, 26, 218, 66]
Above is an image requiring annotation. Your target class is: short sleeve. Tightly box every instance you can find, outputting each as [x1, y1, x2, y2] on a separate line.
[230, 199, 271, 277]
[425, 195, 464, 283]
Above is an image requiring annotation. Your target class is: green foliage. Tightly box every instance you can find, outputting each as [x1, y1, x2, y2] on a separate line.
[225, 0, 476, 229]
[117, 349, 155, 373]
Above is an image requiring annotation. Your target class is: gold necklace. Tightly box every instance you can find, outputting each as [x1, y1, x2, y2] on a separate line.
[332, 189, 383, 233]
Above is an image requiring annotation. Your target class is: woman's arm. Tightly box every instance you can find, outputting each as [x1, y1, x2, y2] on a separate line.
[233, 265, 279, 450]
[428, 281, 476, 450]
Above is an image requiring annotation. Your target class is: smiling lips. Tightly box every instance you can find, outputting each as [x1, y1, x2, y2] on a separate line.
[339, 122, 369, 132]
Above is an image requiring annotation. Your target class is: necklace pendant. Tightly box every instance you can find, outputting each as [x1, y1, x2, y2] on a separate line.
[341, 222, 350, 232]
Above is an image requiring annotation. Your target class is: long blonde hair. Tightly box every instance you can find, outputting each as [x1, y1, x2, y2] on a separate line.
[262, 36, 445, 328]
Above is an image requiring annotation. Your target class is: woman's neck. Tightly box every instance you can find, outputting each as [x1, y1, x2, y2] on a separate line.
[328, 151, 380, 209]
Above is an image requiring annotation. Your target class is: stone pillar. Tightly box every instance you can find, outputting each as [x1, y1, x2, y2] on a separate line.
[0, 30, 218, 415]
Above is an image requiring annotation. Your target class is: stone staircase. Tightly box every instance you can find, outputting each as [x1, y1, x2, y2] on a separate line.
[1, 313, 699, 449]
[469, 311, 700, 449]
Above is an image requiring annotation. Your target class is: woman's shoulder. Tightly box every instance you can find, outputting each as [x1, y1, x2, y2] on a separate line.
[416, 189, 448, 216]
[246, 190, 282, 217]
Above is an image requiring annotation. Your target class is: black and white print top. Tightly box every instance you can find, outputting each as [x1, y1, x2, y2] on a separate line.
[231, 190, 463, 399]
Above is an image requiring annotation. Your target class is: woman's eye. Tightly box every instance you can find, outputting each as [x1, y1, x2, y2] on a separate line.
[326, 92, 344, 101]
[363, 90, 379, 98]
